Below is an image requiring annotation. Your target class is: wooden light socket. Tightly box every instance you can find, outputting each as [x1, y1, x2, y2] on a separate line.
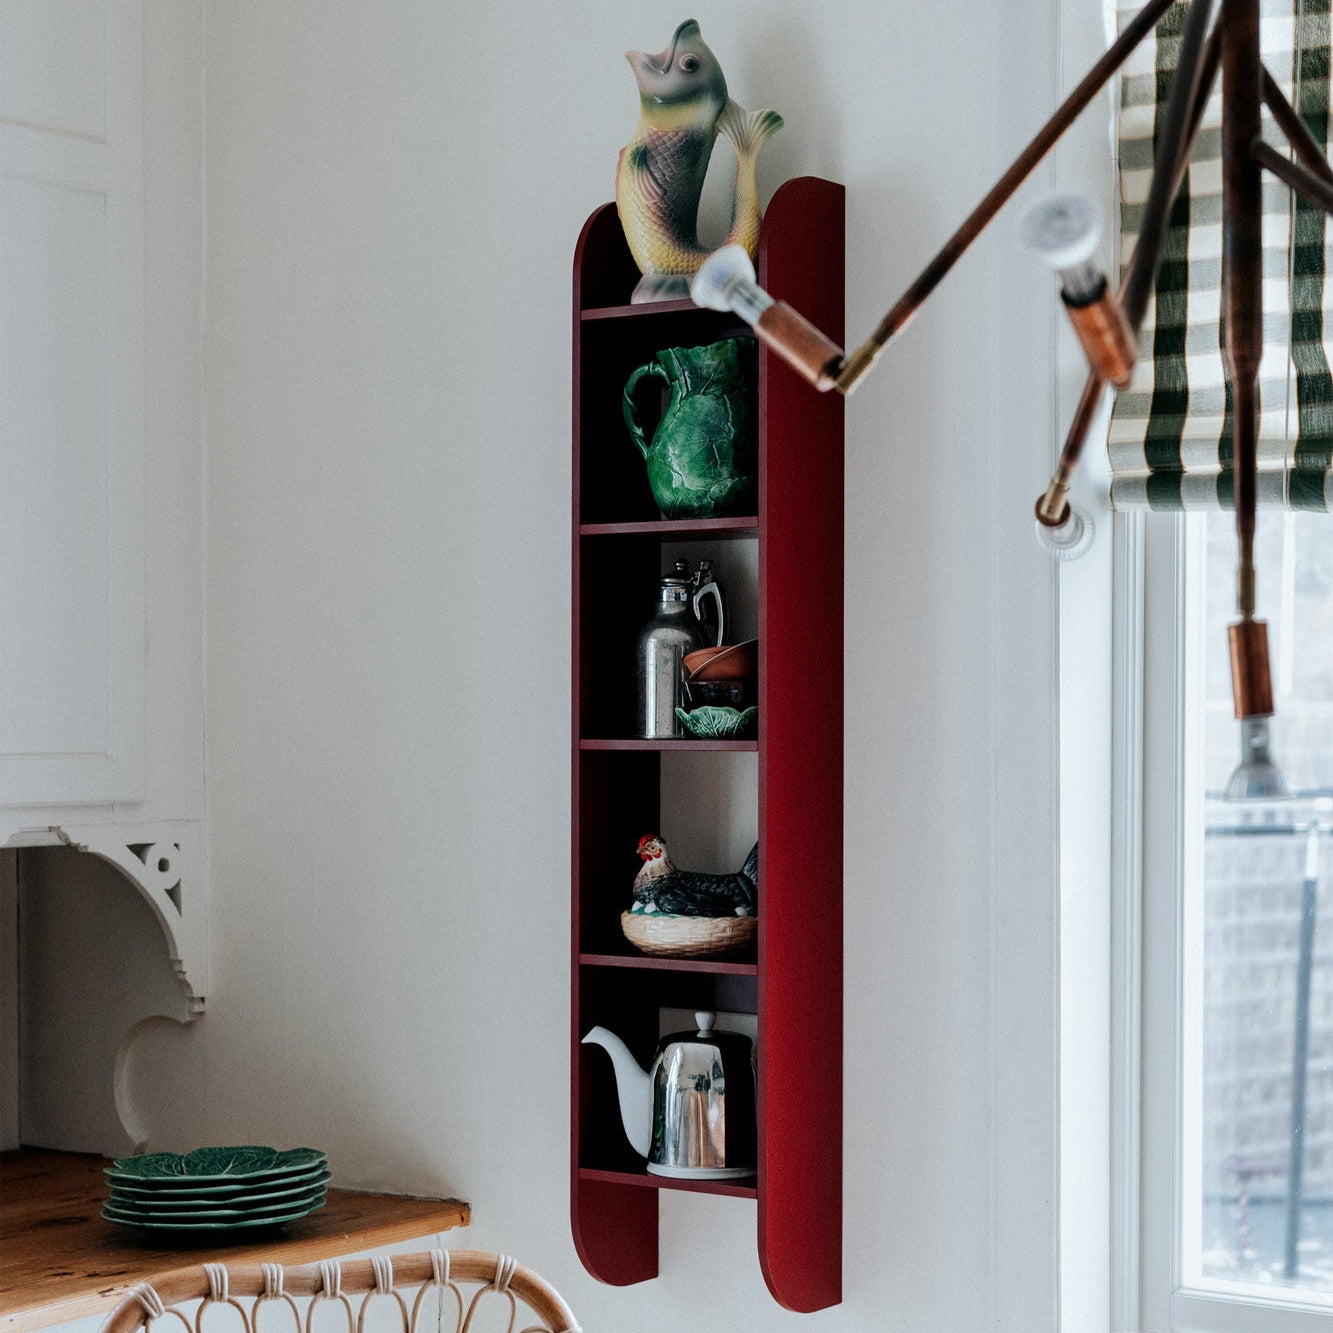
[755, 301, 845, 391]
[1063, 282, 1137, 388]
[1229, 618, 1275, 718]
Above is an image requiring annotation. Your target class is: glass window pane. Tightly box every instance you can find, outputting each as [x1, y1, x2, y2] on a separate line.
[1192, 511, 1333, 1298]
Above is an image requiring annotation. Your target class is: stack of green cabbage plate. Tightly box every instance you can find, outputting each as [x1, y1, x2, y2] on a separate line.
[102, 1145, 328, 1233]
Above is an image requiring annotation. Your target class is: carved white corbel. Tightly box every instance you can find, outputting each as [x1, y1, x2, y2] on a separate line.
[2, 820, 208, 1013]
[1, 819, 208, 1152]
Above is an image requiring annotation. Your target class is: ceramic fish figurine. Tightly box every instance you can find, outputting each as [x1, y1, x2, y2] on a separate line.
[617, 19, 783, 303]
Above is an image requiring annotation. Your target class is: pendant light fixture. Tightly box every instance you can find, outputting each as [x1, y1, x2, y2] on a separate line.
[692, 0, 1327, 751]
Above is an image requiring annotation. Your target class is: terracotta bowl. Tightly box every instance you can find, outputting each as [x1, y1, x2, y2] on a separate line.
[684, 639, 758, 683]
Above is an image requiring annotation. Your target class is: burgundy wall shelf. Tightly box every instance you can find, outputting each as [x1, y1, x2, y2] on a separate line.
[570, 177, 844, 1313]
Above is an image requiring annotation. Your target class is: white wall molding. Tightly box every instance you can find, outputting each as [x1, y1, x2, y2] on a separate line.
[988, 0, 1063, 1321]
[1111, 509, 1148, 1333]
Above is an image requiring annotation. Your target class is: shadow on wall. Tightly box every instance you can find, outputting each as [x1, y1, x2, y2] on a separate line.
[14, 848, 196, 1155]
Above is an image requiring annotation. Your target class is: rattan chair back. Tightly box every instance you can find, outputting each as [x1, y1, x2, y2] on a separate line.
[99, 1249, 579, 1333]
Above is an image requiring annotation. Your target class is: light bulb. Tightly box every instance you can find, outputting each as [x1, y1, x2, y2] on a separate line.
[1225, 716, 1289, 801]
[692, 244, 845, 390]
[690, 245, 775, 324]
[1020, 191, 1102, 300]
[1020, 190, 1135, 388]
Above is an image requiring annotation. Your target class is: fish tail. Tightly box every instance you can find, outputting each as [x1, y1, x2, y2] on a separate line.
[717, 101, 784, 159]
[717, 101, 783, 257]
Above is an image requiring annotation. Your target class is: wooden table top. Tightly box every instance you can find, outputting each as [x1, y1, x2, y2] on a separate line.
[0, 1149, 470, 1333]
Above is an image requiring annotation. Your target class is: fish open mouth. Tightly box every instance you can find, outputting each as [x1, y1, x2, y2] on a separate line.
[626, 19, 700, 77]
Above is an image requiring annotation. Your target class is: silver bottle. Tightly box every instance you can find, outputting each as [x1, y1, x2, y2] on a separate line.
[636, 567, 725, 738]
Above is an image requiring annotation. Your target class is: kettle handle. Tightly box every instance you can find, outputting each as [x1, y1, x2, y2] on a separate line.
[622, 361, 669, 461]
[693, 580, 726, 647]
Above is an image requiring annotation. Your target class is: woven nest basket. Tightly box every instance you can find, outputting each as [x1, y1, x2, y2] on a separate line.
[620, 911, 758, 958]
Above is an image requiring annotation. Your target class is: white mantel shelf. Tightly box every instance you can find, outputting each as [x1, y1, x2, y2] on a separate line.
[0, 1151, 471, 1333]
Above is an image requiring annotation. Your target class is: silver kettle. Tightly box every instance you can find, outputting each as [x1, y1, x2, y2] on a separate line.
[582, 1011, 756, 1179]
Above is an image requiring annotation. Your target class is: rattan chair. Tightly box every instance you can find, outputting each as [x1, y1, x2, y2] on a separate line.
[100, 1249, 580, 1333]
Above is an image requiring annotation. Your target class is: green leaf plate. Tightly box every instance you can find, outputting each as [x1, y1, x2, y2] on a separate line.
[104, 1173, 330, 1205]
[100, 1197, 325, 1232]
[103, 1189, 325, 1224]
[675, 705, 758, 740]
[106, 1146, 326, 1185]
[106, 1173, 330, 1215]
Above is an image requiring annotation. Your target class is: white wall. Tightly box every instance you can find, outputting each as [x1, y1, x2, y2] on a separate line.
[178, 2, 1085, 1330]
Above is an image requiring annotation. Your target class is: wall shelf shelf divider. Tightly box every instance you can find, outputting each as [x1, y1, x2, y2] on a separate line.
[577, 1166, 758, 1200]
[578, 739, 757, 753]
[579, 517, 758, 538]
[577, 953, 758, 976]
[580, 299, 698, 321]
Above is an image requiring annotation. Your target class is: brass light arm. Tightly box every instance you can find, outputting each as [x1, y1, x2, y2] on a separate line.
[1223, 0, 1262, 618]
[1221, 0, 1277, 723]
[705, 0, 1196, 399]
[1036, 374, 1110, 528]
[1230, 124, 1333, 723]
[855, 0, 1212, 409]
[1037, 14, 1223, 528]
[1119, 0, 1220, 332]
[828, 0, 1178, 395]
[1253, 137, 1333, 217]
[1261, 67, 1333, 187]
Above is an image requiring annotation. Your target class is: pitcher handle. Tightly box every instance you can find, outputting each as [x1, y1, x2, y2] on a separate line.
[693, 580, 726, 648]
[622, 361, 669, 461]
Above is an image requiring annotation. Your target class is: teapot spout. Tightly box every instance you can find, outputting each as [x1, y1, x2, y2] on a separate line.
[581, 1026, 652, 1159]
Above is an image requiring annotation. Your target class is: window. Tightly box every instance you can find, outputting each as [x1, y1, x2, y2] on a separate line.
[1105, 1, 1333, 1326]
[1132, 510, 1333, 1333]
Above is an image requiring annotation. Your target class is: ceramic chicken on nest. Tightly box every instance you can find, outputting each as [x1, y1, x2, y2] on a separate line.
[628, 834, 758, 918]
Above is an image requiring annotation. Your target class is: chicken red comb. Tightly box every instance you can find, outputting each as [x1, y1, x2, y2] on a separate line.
[637, 834, 657, 850]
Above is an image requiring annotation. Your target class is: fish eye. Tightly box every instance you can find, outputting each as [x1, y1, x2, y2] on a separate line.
[679, 55, 700, 73]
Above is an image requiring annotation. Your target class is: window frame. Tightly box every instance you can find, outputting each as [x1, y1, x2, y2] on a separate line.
[1117, 512, 1333, 1333]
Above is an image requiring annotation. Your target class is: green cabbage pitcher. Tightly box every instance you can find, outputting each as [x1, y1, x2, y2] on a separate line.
[622, 337, 758, 519]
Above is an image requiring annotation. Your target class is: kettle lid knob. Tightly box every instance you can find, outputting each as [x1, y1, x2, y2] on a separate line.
[695, 1010, 716, 1035]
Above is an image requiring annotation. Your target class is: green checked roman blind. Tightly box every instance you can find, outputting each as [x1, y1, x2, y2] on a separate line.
[1110, 0, 1333, 512]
